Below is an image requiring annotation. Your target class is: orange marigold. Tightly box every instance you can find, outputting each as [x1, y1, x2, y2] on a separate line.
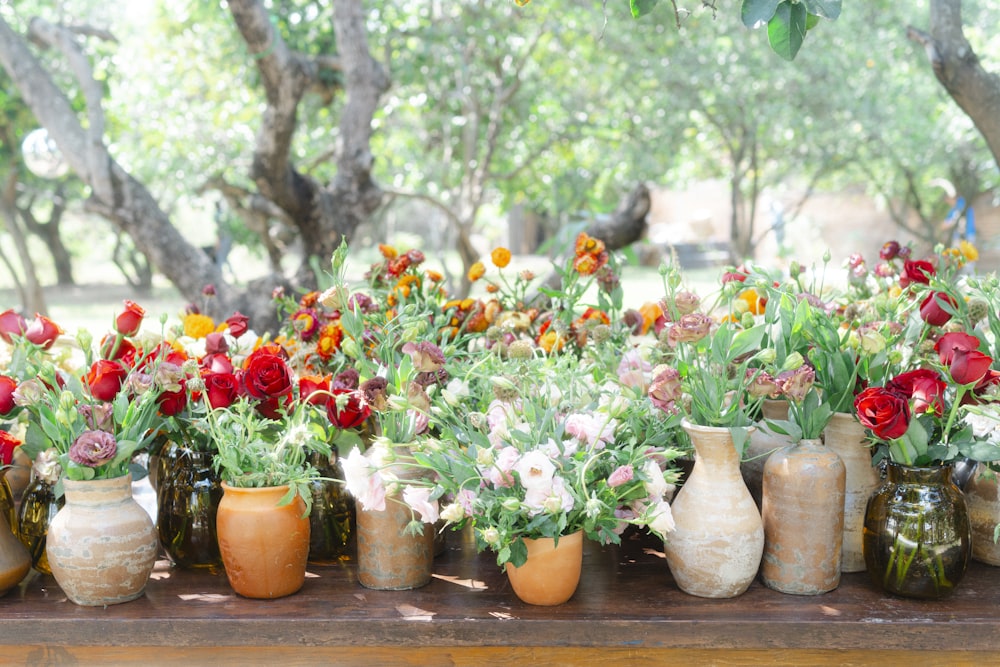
[491, 247, 512, 269]
[468, 261, 486, 282]
[537, 329, 566, 354]
[182, 313, 216, 339]
[315, 323, 344, 360]
[574, 232, 605, 258]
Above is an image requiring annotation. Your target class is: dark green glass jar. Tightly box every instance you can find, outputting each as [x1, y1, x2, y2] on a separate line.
[17, 477, 64, 574]
[863, 462, 970, 599]
[307, 451, 355, 565]
[157, 446, 223, 569]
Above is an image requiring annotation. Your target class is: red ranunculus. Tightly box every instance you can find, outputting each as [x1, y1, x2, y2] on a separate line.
[299, 374, 332, 407]
[0, 430, 22, 466]
[887, 369, 946, 416]
[157, 381, 188, 417]
[902, 259, 935, 286]
[949, 349, 994, 386]
[226, 312, 250, 338]
[935, 332, 981, 366]
[0, 309, 27, 343]
[85, 359, 128, 402]
[919, 291, 957, 327]
[0, 375, 16, 415]
[326, 388, 371, 430]
[241, 348, 293, 401]
[855, 386, 911, 440]
[203, 372, 240, 409]
[115, 299, 145, 336]
[24, 314, 62, 349]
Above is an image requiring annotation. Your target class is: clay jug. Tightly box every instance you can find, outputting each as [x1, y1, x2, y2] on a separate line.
[761, 438, 846, 594]
[46, 474, 159, 606]
[216, 483, 310, 599]
[357, 498, 435, 590]
[822, 411, 879, 572]
[742, 399, 793, 509]
[505, 530, 583, 605]
[664, 420, 764, 598]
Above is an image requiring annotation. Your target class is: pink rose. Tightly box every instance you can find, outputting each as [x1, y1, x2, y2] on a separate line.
[608, 465, 634, 488]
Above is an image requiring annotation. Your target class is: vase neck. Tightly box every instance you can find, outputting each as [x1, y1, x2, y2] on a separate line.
[684, 424, 743, 475]
[886, 462, 953, 485]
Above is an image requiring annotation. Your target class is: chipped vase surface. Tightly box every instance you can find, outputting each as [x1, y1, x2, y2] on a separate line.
[665, 421, 764, 599]
[46, 474, 158, 606]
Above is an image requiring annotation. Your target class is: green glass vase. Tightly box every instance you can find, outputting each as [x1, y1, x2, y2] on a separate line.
[863, 462, 970, 600]
[307, 451, 355, 565]
[156, 446, 223, 569]
[17, 477, 64, 575]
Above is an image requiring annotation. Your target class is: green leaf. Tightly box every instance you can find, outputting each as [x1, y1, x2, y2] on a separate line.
[805, 13, 820, 30]
[741, 0, 782, 28]
[802, 0, 842, 20]
[767, 1, 808, 61]
[630, 0, 658, 19]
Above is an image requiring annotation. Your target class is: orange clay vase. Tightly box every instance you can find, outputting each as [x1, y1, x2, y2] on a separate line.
[216, 483, 310, 599]
[46, 474, 159, 606]
[504, 530, 583, 606]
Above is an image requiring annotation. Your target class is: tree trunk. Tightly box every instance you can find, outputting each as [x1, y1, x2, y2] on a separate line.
[19, 184, 74, 286]
[0, 169, 47, 315]
[910, 0, 1000, 169]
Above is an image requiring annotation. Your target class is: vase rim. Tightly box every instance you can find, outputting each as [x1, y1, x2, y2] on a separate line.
[681, 418, 756, 435]
[220, 481, 292, 493]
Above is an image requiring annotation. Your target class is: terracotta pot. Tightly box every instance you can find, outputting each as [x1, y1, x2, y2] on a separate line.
[742, 399, 793, 510]
[357, 499, 435, 590]
[664, 420, 764, 598]
[822, 412, 880, 572]
[961, 463, 1000, 566]
[0, 470, 31, 597]
[216, 483, 310, 599]
[46, 474, 159, 606]
[761, 438, 845, 594]
[505, 531, 583, 606]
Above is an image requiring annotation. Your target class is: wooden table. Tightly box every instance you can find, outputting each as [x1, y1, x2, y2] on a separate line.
[2, 527, 998, 666]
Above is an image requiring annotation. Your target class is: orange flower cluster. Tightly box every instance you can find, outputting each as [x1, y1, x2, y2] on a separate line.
[573, 232, 609, 276]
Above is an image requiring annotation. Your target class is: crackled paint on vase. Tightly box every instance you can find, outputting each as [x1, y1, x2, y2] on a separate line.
[823, 412, 880, 573]
[964, 463, 1000, 566]
[665, 421, 764, 599]
[46, 474, 158, 606]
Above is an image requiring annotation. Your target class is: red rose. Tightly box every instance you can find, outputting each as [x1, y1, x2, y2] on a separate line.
[101, 334, 137, 364]
[919, 291, 957, 327]
[202, 353, 234, 375]
[85, 359, 128, 402]
[887, 369, 946, 415]
[226, 312, 250, 338]
[242, 349, 293, 401]
[0, 309, 27, 343]
[935, 332, 981, 365]
[204, 332, 229, 355]
[203, 372, 240, 409]
[326, 388, 371, 430]
[24, 314, 62, 349]
[949, 349, 993, 386]
[0, 430, 22, 466]
[0, 375, 16, 415]
[855, 386, 911, 440]
[299, 374, 332, 407]
[115, 300, 145, 336]
[902, 259, 935, 286]
[158, 381, 188, 417]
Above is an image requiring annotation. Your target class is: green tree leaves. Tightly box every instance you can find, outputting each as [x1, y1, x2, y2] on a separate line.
[741, 0, 842, 60]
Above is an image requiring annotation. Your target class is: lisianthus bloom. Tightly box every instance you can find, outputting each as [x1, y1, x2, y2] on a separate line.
[69, 430, 118, 467]
[746, 368, 779, 399]
[563, 412, 616, 450]
[775, 364, 815, 403]
[115, 300, 145, 336]
[402, 486, 439, 524]
[648, 366, 683, 413]
[617, 348, 652, 391]
[667, 312, 713, 347]
[341, 447, 386, 511]
[607, 465, 634, 488]
[402, 341, 445, 373]
[854, 386, 910, 440]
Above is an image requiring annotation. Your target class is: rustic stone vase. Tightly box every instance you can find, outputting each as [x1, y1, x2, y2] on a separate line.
[357, 497, 435, 590]
[156, 446, 223, 569]
[742, 399, 793, 510]
[863, 462, 970, 600]
[822, 411, 880, 572]
[216, 483, 310, 599]
[761, 438, 846, 595]
[46, 474, 159, 606]
[505, 530, 583, 606]
[961, 463, 1000, 566]
[664, 420, 764, 598]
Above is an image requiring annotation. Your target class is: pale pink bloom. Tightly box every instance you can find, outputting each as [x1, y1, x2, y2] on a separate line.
[342, 447, 387, 511]
[608, 465, 634, 488]
[482, 446, 519, 488]
[401, 341, 446, 372]
[642, 460, 669, 499]
[402, 486, 440, 524]
[648, 501, 676, 534]
[667, 312, 713, 347]
[616, 349, 651, 391]
[514, 450, 556, 490]
[564, 413, 616, 450]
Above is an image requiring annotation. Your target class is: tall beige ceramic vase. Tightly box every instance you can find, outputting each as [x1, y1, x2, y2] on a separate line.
[46, 474, 159, 606]
[963, 463, 1000, 565]
[741, 399, 793, 510]
[664, 420, 764, 598]
[822, 411, 880, 572]
[761, 438, 846, 594]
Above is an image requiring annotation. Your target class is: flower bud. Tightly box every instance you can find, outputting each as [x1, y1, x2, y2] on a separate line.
[501, 497, 521, 512]
[481, 527, 501, 546]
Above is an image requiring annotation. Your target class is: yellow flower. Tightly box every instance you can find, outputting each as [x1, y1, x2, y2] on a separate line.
[182, 313, 216, 339]
[960, 240, 979, 262]
[491, 247, 512, 268]
[468, 261, 486, 282]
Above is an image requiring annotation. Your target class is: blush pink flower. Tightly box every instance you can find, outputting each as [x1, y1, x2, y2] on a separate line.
[608, 465, 634, 488]
[402, 486, 440, 524]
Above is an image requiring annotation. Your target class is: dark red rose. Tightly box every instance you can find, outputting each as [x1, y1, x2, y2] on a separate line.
[242, 349, 293, 401]
[887, 369, 946, 415]
[0, 375, 16, 415]
[85, 360, 128, 402]
[115, 300, 145, 336]
[902, 259, 935, 286]
[101, 334, 137, 365]
[949, 349, 993, 386]
[855, 386, 911, 440]
[0, 430, 22, 466]
[919, 291, 957, 327]
[326, 388, 371, 430]
[24, 314, 62, 349]
[935, 332, 981, 366]
[879, 241, 901, 261]
[254, 395, 291, 420]
[226, 312, 249, 338]
[202, 353, 234, 375]
[0, 309, 27, 343]
[299, 374, 331, 406]
[157, 381, 188, 417]
[204, 332, 229, 355]
[203, 372, 240, 409]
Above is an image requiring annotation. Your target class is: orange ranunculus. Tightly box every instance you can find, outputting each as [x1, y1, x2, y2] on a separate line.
[735, 288, 766, 316]
[316, 323, 344, 360]
[468, 261, 486, 282]
[537, 328, 566, 354]
[378, 244, 398, 259]
[574, 232, 605, 258]
[491, 247, 512, 268]
[638, 302, 663, 335]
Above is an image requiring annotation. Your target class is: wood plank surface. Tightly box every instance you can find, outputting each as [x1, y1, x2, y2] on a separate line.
[2, 527, 999, 664]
